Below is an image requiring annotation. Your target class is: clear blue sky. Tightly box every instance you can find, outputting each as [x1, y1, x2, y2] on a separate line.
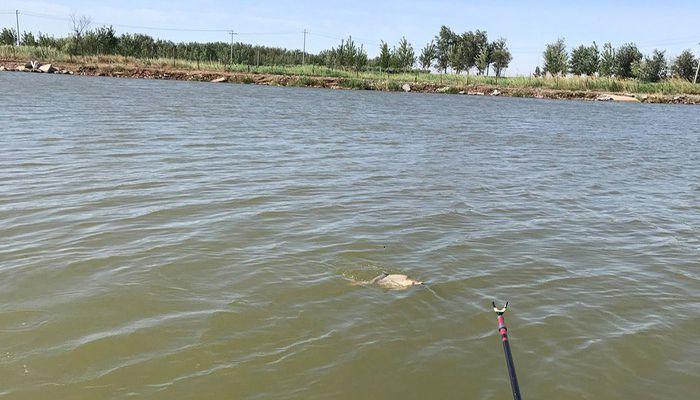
[2, 0, 699, 75]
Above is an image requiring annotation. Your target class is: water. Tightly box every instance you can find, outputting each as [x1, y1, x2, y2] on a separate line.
[0, 72, 698, 400]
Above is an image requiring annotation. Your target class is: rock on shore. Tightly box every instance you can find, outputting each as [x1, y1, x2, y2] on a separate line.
[596, 93, 640, 103]
[2, 60, 60, 73]
[38, 64, 56, 73]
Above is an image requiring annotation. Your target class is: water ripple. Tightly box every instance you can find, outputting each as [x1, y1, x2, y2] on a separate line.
[0, 73, 698, 399]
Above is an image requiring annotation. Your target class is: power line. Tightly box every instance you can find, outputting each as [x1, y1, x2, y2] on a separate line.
[236, 31, 301, 36]
[95, 24, 229, 32]
[635, 36, 699, 47]
[307, 32, 381, 48]
[637, 40, 700, 49]
[12, 10, 305, 36]
[17, 10, 231, 32]
[306, 32, 343, 41]
[13, 11, 70, 22]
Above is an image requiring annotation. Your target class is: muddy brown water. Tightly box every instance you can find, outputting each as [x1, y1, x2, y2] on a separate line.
[0, 72, 698, 399]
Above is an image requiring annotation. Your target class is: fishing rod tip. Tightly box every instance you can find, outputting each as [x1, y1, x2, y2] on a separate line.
[492, 301, 509, 314]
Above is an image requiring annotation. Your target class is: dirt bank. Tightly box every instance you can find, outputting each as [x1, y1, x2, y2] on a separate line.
[2, 59, 698, 105]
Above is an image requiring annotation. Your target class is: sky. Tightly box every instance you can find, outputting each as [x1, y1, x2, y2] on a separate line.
[1, 0, 699, 75]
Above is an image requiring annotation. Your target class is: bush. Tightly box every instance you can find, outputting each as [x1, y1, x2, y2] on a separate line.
[0, 27, 16, 45]
[613, 43, 642, 78]
[387, 80, 402, 91]
[543, 38, 568, 75]
[633, 50, 667, 82]
[339, 78, 373, 90]
[290, 76, 315, 87]
[672, 50, 698, 81]
[569, 43, 599, 75]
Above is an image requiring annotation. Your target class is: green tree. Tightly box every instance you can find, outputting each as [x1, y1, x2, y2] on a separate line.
[0, 27, 17, 45]
[95, 25, 118, 54]
[599, 43, 615, 76]
[490, 38, 512, 79]
[354, 44, 367, 72]
[633, 49, 667, 82]
[569, 43, 599, 75]
[435, 25, 455, 73]
[671, 49, 698, 81]
[21, 31, 37, 46]
[419, 40, 436, 70]
[395, 36, 415, 71]
[451, 30, 486, 75]
[336, 36, 359, 68]
[70, 14, 91, 55]
[473, 30, 489, 74]
[338, 38, 349, 67]
[455, 31, 480, 74]
[534, 66, 542, 77]
[448, 39, 465, 73]
[475, 44, 490, 75]
[543, 38, 568, 76]
[613, 43, 642, 78]
[379, 41, 391, 70]
[64, 37, 79, 60]
[118, 33, 156, 58]
[36, 32, 61, 48]
[389, 46, 399, 69]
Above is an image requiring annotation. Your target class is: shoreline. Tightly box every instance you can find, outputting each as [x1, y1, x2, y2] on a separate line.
[2, 59, 698, 105]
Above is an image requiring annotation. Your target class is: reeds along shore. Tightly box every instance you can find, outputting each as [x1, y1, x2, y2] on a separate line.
[1, 46, 699, 105]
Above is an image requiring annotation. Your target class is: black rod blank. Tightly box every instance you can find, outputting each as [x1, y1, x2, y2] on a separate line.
[493, 302, 523, 400]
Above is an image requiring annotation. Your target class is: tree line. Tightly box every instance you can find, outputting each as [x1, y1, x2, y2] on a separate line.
[420, 26, 512, 76]
[1, 23, 512, 76]
[3, 21, 697, 82]
[315, 26, 512, 76]
[317, 36, 368, 71]
[540, 38, 699, 82]
[0, 25, 320, 66]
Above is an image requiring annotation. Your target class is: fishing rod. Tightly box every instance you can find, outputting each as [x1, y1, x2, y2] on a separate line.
[493, 301, 523, 400]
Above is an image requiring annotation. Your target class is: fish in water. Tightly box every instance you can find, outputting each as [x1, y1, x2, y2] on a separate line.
[367, 273, 423, 289]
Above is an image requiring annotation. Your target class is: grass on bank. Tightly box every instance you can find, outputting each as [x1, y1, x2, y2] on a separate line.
[2, 45, 699, 95]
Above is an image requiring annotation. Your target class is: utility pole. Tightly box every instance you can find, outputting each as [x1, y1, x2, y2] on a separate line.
[15, 10, 20, 46]
[694, 42, 700, 84]
[302, 29, 307, 65]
